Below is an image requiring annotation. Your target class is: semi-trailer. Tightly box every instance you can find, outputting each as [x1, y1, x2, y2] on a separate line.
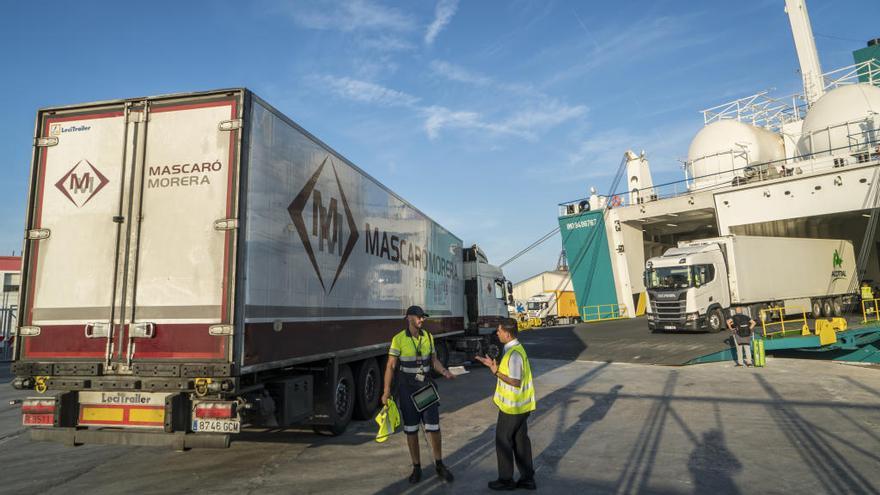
[644, 235, 857, 332]
[525, 291, 580, 326]
[11, 89, 512, 448]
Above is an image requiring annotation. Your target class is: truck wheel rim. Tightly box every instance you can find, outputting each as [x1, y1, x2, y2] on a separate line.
[336, 380, 350, 417]
[364, 370, 377, 402]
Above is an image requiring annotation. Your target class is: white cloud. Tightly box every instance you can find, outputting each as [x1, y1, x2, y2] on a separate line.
[311, 74, 586, 141]
[429, 60, 493, 86]
[425, 0, 459, 45]
[503, 102, 588, 134]
[287, 0, 416, 33]
[313, 75, 420, 107]
[423, 102, 586, 141]
[422, 106, 519, 139]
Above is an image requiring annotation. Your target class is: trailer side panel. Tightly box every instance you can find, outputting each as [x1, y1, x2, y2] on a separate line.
[240, 98, 464, 370]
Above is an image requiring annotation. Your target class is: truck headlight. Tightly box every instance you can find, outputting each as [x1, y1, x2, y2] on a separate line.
[646, 313, 655, 321]
[686, 313, 698, 322]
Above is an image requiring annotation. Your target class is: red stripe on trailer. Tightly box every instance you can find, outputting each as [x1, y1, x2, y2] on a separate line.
[131, 323, 226, 360]
[24, 324, 107, 358]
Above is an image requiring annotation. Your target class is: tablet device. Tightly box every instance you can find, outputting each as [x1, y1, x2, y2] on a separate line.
[410, 382, 440, 412]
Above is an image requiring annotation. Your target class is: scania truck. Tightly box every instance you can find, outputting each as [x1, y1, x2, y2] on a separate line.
[12, 89, 512, 448]
[644, 235, 857, 332]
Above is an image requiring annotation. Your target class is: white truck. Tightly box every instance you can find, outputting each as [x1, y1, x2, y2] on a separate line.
[12, 89, 512, 448]
[525, 291, 580, 326]
[644, 235, 857, 333]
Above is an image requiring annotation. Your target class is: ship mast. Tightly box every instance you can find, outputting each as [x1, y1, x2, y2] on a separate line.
[784, 0, 825, 105]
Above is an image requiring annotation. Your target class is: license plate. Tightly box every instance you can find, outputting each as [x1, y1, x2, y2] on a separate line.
[192, 418, 240, 433]
[23, 413, 54, 426]
[664, 325, 676, 330]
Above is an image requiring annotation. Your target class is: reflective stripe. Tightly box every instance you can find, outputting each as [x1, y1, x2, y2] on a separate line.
[496, 380, 533, 395]
[403, 424, 420, 433]
[424, 423, 440, 431]
[493, 393, 536, 409]
[388, 349, 401, 357]
[400, 365, 432, 373]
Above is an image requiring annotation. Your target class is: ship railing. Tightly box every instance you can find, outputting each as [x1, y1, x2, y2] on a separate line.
[559, 134, 880, 216]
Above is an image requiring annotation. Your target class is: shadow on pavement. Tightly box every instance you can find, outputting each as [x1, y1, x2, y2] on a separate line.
[754, 374, 878, 494]
[374, 361, 614, 495]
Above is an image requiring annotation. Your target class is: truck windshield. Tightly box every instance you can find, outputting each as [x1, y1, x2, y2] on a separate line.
[645, 266, 692, 289]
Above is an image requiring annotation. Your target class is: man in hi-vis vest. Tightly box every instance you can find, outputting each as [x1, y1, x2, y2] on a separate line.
[476, 321, 537, 491]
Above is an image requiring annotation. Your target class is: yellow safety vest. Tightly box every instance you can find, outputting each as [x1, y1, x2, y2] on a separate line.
[493, 344, 536, 414]
[862, 286, 874, 300]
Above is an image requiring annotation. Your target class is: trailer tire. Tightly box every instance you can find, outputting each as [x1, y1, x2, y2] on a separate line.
[707, 308, 724, 333]
[831, 297, 843, 317]
[821, 299, 833, 318]
[353, 358, 381, 420]
[811, 300, 822, 319]
[312, 364, 354, 436]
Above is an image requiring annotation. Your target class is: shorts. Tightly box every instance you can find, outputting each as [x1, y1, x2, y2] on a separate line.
[397, 384, 440, 435]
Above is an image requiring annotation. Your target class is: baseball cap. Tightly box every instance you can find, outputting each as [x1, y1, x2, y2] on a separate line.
[404, 305, 430, 318]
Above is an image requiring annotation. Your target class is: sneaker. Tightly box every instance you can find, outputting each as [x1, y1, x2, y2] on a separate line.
[516, 478, 537, 490]
[435, 461, 454, 483]
[488, 479, 516, 491]
[409, 465, 422, 484]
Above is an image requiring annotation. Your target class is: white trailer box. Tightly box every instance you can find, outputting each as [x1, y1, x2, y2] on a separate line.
[13, 89, 510, 446]
[681, 236, 856, 304]
[646, 235, 856, 332]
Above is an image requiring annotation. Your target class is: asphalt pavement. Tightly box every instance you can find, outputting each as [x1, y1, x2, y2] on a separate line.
[523, 318, 733, 364]
[0, 323, 877, 494]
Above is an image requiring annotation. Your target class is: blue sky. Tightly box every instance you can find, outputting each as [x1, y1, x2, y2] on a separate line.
[1, 0, 878, 283]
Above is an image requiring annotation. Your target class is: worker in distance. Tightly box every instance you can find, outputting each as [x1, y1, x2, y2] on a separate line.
[475, 321, 537, 491]
[381, 305, 456, 484]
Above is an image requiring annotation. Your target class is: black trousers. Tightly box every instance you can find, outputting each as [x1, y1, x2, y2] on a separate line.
[496, 410, 534, 481]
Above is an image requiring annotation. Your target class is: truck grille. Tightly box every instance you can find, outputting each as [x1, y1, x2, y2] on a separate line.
[653, 300, 686, 321]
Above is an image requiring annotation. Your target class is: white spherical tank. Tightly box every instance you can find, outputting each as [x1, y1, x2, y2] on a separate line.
[687, 120, 785, 189]
[797, 83, 880, 157]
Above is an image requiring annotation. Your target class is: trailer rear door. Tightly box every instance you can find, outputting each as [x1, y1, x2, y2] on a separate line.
[21, 104, 129, 361]
[19, 92, 242, 368]
[123, 95, 241, 363]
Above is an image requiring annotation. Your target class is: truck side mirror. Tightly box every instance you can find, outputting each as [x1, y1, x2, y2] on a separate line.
[508, 295, 513, 305]
[506, 281, 513, 294]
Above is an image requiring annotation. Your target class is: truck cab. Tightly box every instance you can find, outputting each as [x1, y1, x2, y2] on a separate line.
[526, 293, 554, 322]
[644, 244, 730, 332]
[454, 245, 512, 360]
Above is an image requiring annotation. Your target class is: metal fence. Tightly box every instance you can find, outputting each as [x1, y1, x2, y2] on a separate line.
[0, 306, 17, 362]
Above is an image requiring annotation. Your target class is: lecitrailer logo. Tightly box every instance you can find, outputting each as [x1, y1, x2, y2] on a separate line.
[288, 156, 359, 294]
[55, 159, 109, 207]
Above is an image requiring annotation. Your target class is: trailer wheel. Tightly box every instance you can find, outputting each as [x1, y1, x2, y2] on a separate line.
[811, 300, 822, 319]
[313, 364, 354, 436]
[831, 297, 843, 317]
[707, 308, 724, 333]
[353, 358, 381, 420]
[821, 299, 833, 318]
